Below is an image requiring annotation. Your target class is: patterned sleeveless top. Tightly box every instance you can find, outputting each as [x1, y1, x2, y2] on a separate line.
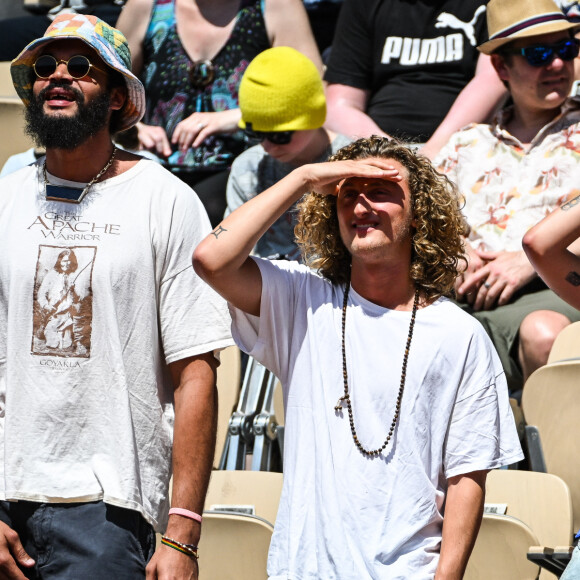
[142, 0, 270, 172]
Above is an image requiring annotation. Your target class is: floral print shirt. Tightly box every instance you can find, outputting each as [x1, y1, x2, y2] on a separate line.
[436, 98, 580, 251]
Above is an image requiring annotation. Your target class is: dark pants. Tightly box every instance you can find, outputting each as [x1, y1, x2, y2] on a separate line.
[0, 500, 155, 579]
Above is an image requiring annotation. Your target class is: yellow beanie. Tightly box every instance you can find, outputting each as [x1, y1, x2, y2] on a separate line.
[238, 47, 326, 132]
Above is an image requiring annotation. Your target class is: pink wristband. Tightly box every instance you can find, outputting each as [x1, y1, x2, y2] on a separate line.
[168, 508, 203, 523]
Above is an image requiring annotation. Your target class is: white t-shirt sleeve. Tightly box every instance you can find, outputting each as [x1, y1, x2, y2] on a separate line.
[443, 328, 523, 478]
[230, 257, 307, 381]
[158, 187, 233, 363]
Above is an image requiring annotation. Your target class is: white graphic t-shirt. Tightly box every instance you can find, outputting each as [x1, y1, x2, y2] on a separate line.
[0, 159, 232, 530]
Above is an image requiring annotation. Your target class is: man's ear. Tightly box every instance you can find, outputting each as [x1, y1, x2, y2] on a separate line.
[490, 53, 510, 83]
[110, 85, 127, 112]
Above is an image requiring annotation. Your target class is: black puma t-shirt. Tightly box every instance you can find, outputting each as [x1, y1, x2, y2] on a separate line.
[325, 0, 489, 141]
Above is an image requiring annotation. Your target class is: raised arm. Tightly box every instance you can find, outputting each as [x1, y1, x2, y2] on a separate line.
[420, 54, 507, 160]
[523, 196, 580, 309]
[435, 470, 488, 580]
[264, 0, 323, 74]
[193, 160, 401, 315]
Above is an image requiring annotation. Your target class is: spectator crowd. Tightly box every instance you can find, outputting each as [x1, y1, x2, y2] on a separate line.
[0, 0, 579, 578]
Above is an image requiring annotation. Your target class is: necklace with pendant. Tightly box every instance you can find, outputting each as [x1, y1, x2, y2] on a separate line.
[43, 147, 117, 204]
[335, 283, 419, 457]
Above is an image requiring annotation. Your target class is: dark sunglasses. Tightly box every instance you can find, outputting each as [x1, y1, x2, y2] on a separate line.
[505, 38, 580, 67]
[33, 54, 106, 80]
[244, 128, 294, 145]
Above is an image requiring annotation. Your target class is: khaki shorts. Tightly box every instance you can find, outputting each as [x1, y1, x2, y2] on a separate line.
[462, 289, 580, 392]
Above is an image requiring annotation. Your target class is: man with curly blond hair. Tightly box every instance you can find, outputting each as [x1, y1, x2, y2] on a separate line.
[194, 136, 522, 580]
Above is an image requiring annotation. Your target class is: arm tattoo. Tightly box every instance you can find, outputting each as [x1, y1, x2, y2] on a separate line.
[561, 197, 580, 211]
[211, 225, 227, 239]
[565, 271, 580, 286]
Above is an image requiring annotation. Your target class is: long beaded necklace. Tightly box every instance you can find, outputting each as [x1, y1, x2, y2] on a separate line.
[44, 147, 117, 204]
[335, 283, 419, 457]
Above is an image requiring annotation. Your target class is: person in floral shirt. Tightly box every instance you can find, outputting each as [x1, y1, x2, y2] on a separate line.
[436, 0, 580, 394]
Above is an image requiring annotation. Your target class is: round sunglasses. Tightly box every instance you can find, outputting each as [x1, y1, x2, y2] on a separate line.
[244, 128, 295, 145]
[33, 54, 106, 80]
[505, 38, 580, 67]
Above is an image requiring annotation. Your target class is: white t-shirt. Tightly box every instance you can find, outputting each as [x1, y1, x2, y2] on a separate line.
[0, 159, 232, 531]
[231, 258, 523, 580]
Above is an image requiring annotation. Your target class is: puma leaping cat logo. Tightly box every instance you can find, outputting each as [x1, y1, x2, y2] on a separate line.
[435, 5, 486, 46]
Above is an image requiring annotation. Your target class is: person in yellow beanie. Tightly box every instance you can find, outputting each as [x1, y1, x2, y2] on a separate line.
[225, 46, 350, 260]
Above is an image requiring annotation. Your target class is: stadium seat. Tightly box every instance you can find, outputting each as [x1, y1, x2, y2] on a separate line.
[486, 469, 573, 579]
[522, 362, 580, 532]
[465, 513, 541, 580]
[204, 469, 283, 525]
[0, 62, 34, 169]
[547, 322, 580, 364]
[198, 511, 273, 580]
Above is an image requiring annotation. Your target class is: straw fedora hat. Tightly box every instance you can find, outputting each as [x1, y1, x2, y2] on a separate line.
[478, 0, 579, 55]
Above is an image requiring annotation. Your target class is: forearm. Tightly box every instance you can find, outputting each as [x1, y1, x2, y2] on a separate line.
[523, 202, 580, 309]
[523, 198, 580, 259]
[165, 354, 218, 546]
[325, 101, 387, 140]
[194, 158, 400, 314]
[435, 471, 487, 580]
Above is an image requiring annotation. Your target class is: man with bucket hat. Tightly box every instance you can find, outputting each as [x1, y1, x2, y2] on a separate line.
[436, 0, 580, 395]
[0, 13, 231, 579]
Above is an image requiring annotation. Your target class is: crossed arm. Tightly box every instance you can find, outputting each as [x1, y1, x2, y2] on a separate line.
[523, 196, 580, 310]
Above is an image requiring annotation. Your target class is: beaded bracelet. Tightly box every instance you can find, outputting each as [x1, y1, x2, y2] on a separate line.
[161, 536, 199, 560]
[168, 507, 203, 523]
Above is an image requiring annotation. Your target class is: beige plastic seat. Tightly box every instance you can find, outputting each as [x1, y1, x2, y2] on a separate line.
[486, 470, 573, 579]
[198, 512, 273, 580]
[0, 62, 34, 169]
[204, 470, 283, 526]
[214, 345, 242, 467]
[522, 362, 580, 532]
[547, 322, 580, 364]
[465, 513, 541, 580]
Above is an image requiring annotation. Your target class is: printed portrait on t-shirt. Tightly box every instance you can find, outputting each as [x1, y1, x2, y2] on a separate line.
[31, 245, 96, 358]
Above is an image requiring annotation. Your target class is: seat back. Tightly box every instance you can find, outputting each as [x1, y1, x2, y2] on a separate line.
[204, 470, 283, 525]
[198, 512, 273, 580]
[486, 470, 573, 580]
[486, 470, 573, 546]
[522, 363, 580, 532]
[0, 62, 34, 170]
[547, 322, 580, 364]
[215, 346, 242, 468]
[465, 514, 541, 580]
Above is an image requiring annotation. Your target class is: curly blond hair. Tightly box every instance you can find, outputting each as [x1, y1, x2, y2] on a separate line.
[295, 136, 466, 301]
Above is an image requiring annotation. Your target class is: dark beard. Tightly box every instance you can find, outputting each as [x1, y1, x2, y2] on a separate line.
[25, 82, 112, 150]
